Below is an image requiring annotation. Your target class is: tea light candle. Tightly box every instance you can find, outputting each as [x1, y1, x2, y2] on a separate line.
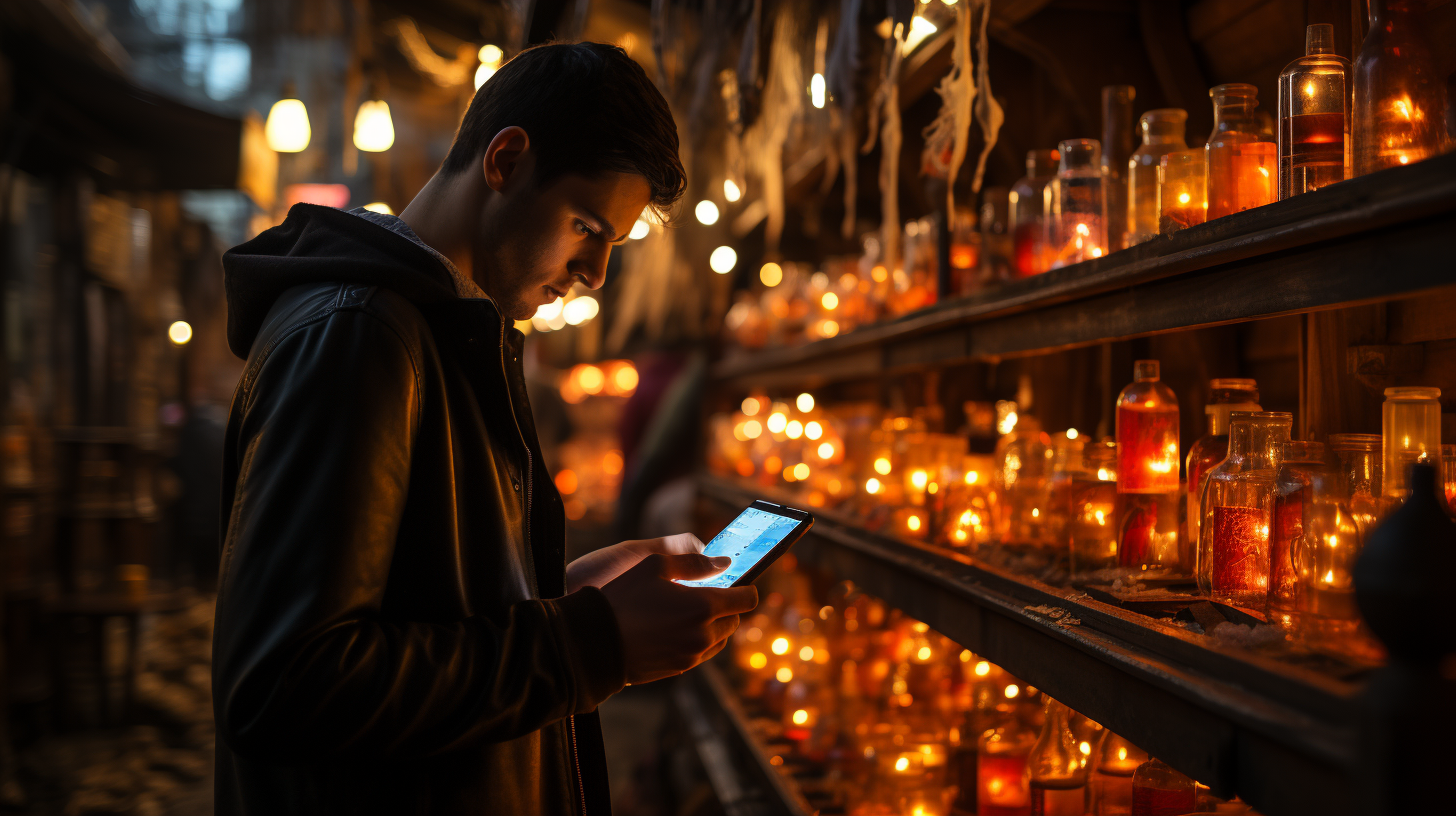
[1157, 150, 1206, 235]
[978, 752, 1031, 813]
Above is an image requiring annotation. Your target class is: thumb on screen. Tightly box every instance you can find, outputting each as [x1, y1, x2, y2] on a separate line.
[656, 553, 731, 580]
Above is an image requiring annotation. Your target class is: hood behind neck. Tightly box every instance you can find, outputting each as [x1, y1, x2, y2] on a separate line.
[222, 203, 468, 359]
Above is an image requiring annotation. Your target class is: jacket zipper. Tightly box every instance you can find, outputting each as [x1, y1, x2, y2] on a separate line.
[568, 714, 588, 816]
[497, 317, 585, 814]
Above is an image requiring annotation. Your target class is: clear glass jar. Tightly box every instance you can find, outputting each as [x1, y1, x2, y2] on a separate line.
[1382, 386, 1442, 500]
[995, 412, 1053, 545]
[1128, 109, 1188, 246]
[1130, 758, 1195, 816]
[980, 188, 1013, 285]
[944, 454, 999, 550]
[1329, 433, 1386, 539]
[1070, 440, 1119, 573]
[1186, 379, 1261, 562]
[1046, 139, 1108, 269]
[1028, 700, 1086, 816]
[1443, 444, 1456, 514]
[1088, 730, 1148, 816]
[1206, 83, 1274, 220]
[1157, 150, 1207, 235]
[1045, 431, 1087, 556]
[1198, 411, 1292, 608]
[1010, 150, 1059, 277]
[1278, 24, 1352, 199]
[1101, 85, 1137, 254]
[1353, 0, 1446, 175]
[1268, 440, 1327, 626]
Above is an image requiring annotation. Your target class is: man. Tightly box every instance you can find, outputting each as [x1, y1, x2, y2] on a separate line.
[213, 42, 756, 815]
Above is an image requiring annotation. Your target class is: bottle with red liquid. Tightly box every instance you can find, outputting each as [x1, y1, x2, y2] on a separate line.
[1186, 379, 1261, 569]
[1009, 150, 1059, 277]
[1268, 441, 1327, 627]
[1115, 361, 1182, 571]
[1277, 24, 1352, 198]
[1089, 730, 1149, 816]
[1028, 700, 1086, 816]
[1129, 758, 1195, 816]
[1198, 412, 1292, 609]
[978, 715, 1037, 816]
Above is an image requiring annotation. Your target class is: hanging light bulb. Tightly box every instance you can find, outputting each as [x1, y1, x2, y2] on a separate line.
[265, 98, 311, 153]
[810, 73, 826, 109]
[354, 100, 395, 152]
[475, 44, 504, 90]
[723, 179, 742, 202]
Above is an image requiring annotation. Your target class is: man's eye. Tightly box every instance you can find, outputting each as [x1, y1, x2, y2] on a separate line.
[576, 221, 594, 236]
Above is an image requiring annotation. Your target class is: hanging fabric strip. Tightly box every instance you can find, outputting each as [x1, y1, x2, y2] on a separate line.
[970, 0, 1004, 194]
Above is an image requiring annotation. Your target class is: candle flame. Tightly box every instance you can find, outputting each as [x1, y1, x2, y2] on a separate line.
[975, 661, 991, 676]
[1178, 192, 1191, 205]
[907, 515, 922, 532]
[1303, 81, 1316, 97]
[792, 709, 809, 725]
[771, 637, 790, 655]
[875, 457, 893, 475]
[895, 756, 910, 772]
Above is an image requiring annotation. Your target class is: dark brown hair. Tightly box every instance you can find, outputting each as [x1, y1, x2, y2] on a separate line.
[441, 42, 686, 217]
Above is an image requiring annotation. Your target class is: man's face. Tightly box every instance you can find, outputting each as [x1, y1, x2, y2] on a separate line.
[473, 163, 652, 322]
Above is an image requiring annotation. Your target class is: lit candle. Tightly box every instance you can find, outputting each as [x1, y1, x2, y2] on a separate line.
[1231, 141, 1276, 212]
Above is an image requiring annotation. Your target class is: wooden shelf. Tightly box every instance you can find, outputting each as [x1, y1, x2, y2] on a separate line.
[696, 474, 1378, 816]
[674, 663, 814, 816]
[714, 154, 1456, 388]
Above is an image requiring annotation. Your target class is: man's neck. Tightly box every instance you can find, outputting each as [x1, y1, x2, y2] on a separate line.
[399, 172, 479, 280]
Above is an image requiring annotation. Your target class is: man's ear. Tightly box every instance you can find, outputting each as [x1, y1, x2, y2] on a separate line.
[482, 126, 531, 192]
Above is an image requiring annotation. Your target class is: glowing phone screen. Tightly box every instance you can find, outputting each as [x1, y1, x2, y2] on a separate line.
[677, 507, 801, 587]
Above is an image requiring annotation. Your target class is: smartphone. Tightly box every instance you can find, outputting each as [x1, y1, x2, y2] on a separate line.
[677, 500, 814, 588]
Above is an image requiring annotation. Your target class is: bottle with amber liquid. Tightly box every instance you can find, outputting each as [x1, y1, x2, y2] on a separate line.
[1089, 731, 1149, 816]
[1115, 361, 1182, 571]
[1185, 379, 1261, 568]
[1029, 700, 1087, 816]
[1129, 758, 1195, 816]
[1198, 412, 1292, 609]
[1278, 24, 1352, 198]
[1206, 84, 1274, 220]
[1009, 150, 1060, 277]
[1353, 0, 1447, 175]
[1127, 109, 1188, 246]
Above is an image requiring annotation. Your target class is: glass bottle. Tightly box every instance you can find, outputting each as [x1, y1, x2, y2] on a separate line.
[1116, 361, 1182, 571]
[1157, 150, 1206, 235]
[1128, 109, 1188, 246]
[1029, 700, 1086, 816]
[1069, 440, 1119, 573]
[995, 410, 1053, 546]
[1089, 731, 1148, 816]
[1186, 379, 1262, 567]
[1198, 412, 1291, 610]
[1045, 431, 1087, 557]
[1442, 444, 1456, 514]
[981, 188, 1014, 285]
[1101, 85, 1137, 254]
[949, 206, 982, 295]
[1268, 440, 1326, 627]
[1010, 150, 1060, 277]
[978, 715, 1037, 816]
[1382, 386, 1442, 501]
[1206, 84, 1274, 220]
[1129, 758, 1195, 816]
[1277, 24, 1352, 199]
[1046, 139, 1107, 269]
[1353, 0, 1446, 175]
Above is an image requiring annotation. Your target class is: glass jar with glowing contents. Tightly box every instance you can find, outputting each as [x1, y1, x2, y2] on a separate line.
[1009, 150, 1059, 277]
[1353, 0, 1446, 175]
[1044, 430, 1088, 556]
[1157, 150, 1206, 235]
[1130, 758, 1195, 816]
[1088, 730, 1148, 816]
[1198, 412, 1291, 609]
[1028, 700, 1086, 816]
[1045, 139, 1107, 268]
[977, 716, 1036, 816]
[1278, 24, 1351, 199]
[1127, 108, 1189, 246]
[1186, 378, 1261, 571]
[1268, 441, 1327, 626]
[943, 454, 999, 550]
[1068, 440, 1119, 573]
[1205, 83, 1274, 221]
[1116, 361, 1180, 494]
[1381, 386, 1442, 501]
[994, 405, 1053, 546]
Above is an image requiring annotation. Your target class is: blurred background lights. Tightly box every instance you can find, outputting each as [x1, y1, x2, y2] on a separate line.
[796, 393, 815, 412]
[695, 200, 720, 225]
[362, 202, 393, 215]
[760, 262, 783, 287]
[264, 98, 310, 152]
[723, 179, 742, 202]
[167, 321, 193, 345]
[710, 246, 737, 274]
[353, 100, 395, 152]
[629, 219, 651, 240]
[474, 44, 503, 89]
[810, 73, 826, 108]
[562, 295, 599, 325]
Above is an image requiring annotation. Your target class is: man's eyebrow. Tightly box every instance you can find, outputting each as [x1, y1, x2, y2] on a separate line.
[580, 207, 621, 242]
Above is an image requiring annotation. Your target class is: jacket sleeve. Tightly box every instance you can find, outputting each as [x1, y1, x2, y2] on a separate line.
[212, 306, 626, 762]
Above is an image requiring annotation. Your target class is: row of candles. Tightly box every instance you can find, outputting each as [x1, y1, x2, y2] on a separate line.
[726, 6, 1449, 351]
[706, 364, 1449, 660]
[728, 559, 1260, 815]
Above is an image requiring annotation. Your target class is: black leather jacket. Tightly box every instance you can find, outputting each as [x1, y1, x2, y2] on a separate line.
[213, 204, 623, 815]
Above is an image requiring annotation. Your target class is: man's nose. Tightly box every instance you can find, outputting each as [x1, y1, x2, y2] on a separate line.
[572, 245, 611, 290]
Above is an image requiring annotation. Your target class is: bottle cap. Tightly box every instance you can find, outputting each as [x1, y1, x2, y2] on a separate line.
[1133, 359, 1159, 381]
[1306, 23, 1335, 56]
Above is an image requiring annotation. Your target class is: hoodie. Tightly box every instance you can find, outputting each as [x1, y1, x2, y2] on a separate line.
[213, 203, 622, 815]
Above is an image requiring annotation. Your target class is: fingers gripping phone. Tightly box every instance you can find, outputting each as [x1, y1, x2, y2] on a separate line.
[677, 500, 814, 588]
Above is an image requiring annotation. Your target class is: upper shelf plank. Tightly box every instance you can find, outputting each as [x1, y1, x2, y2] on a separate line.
[696, 475, 1372, 816]
[716, 153, 1456, 388]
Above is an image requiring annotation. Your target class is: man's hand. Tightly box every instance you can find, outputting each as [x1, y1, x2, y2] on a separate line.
[566, 533, 705, 593]
[600, 553, 758, 684]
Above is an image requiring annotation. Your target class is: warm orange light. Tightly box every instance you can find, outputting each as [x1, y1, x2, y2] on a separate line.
[602, 450, 623, 475]
[771, 637, 790, 655]
[749, 652, 768, 669]
[742, 396, 762, 415]
[576, 365, 605, 394]
[611, 363, 639, 394]
[554, 469, 578, 495]
[776, 667, 793, 683]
